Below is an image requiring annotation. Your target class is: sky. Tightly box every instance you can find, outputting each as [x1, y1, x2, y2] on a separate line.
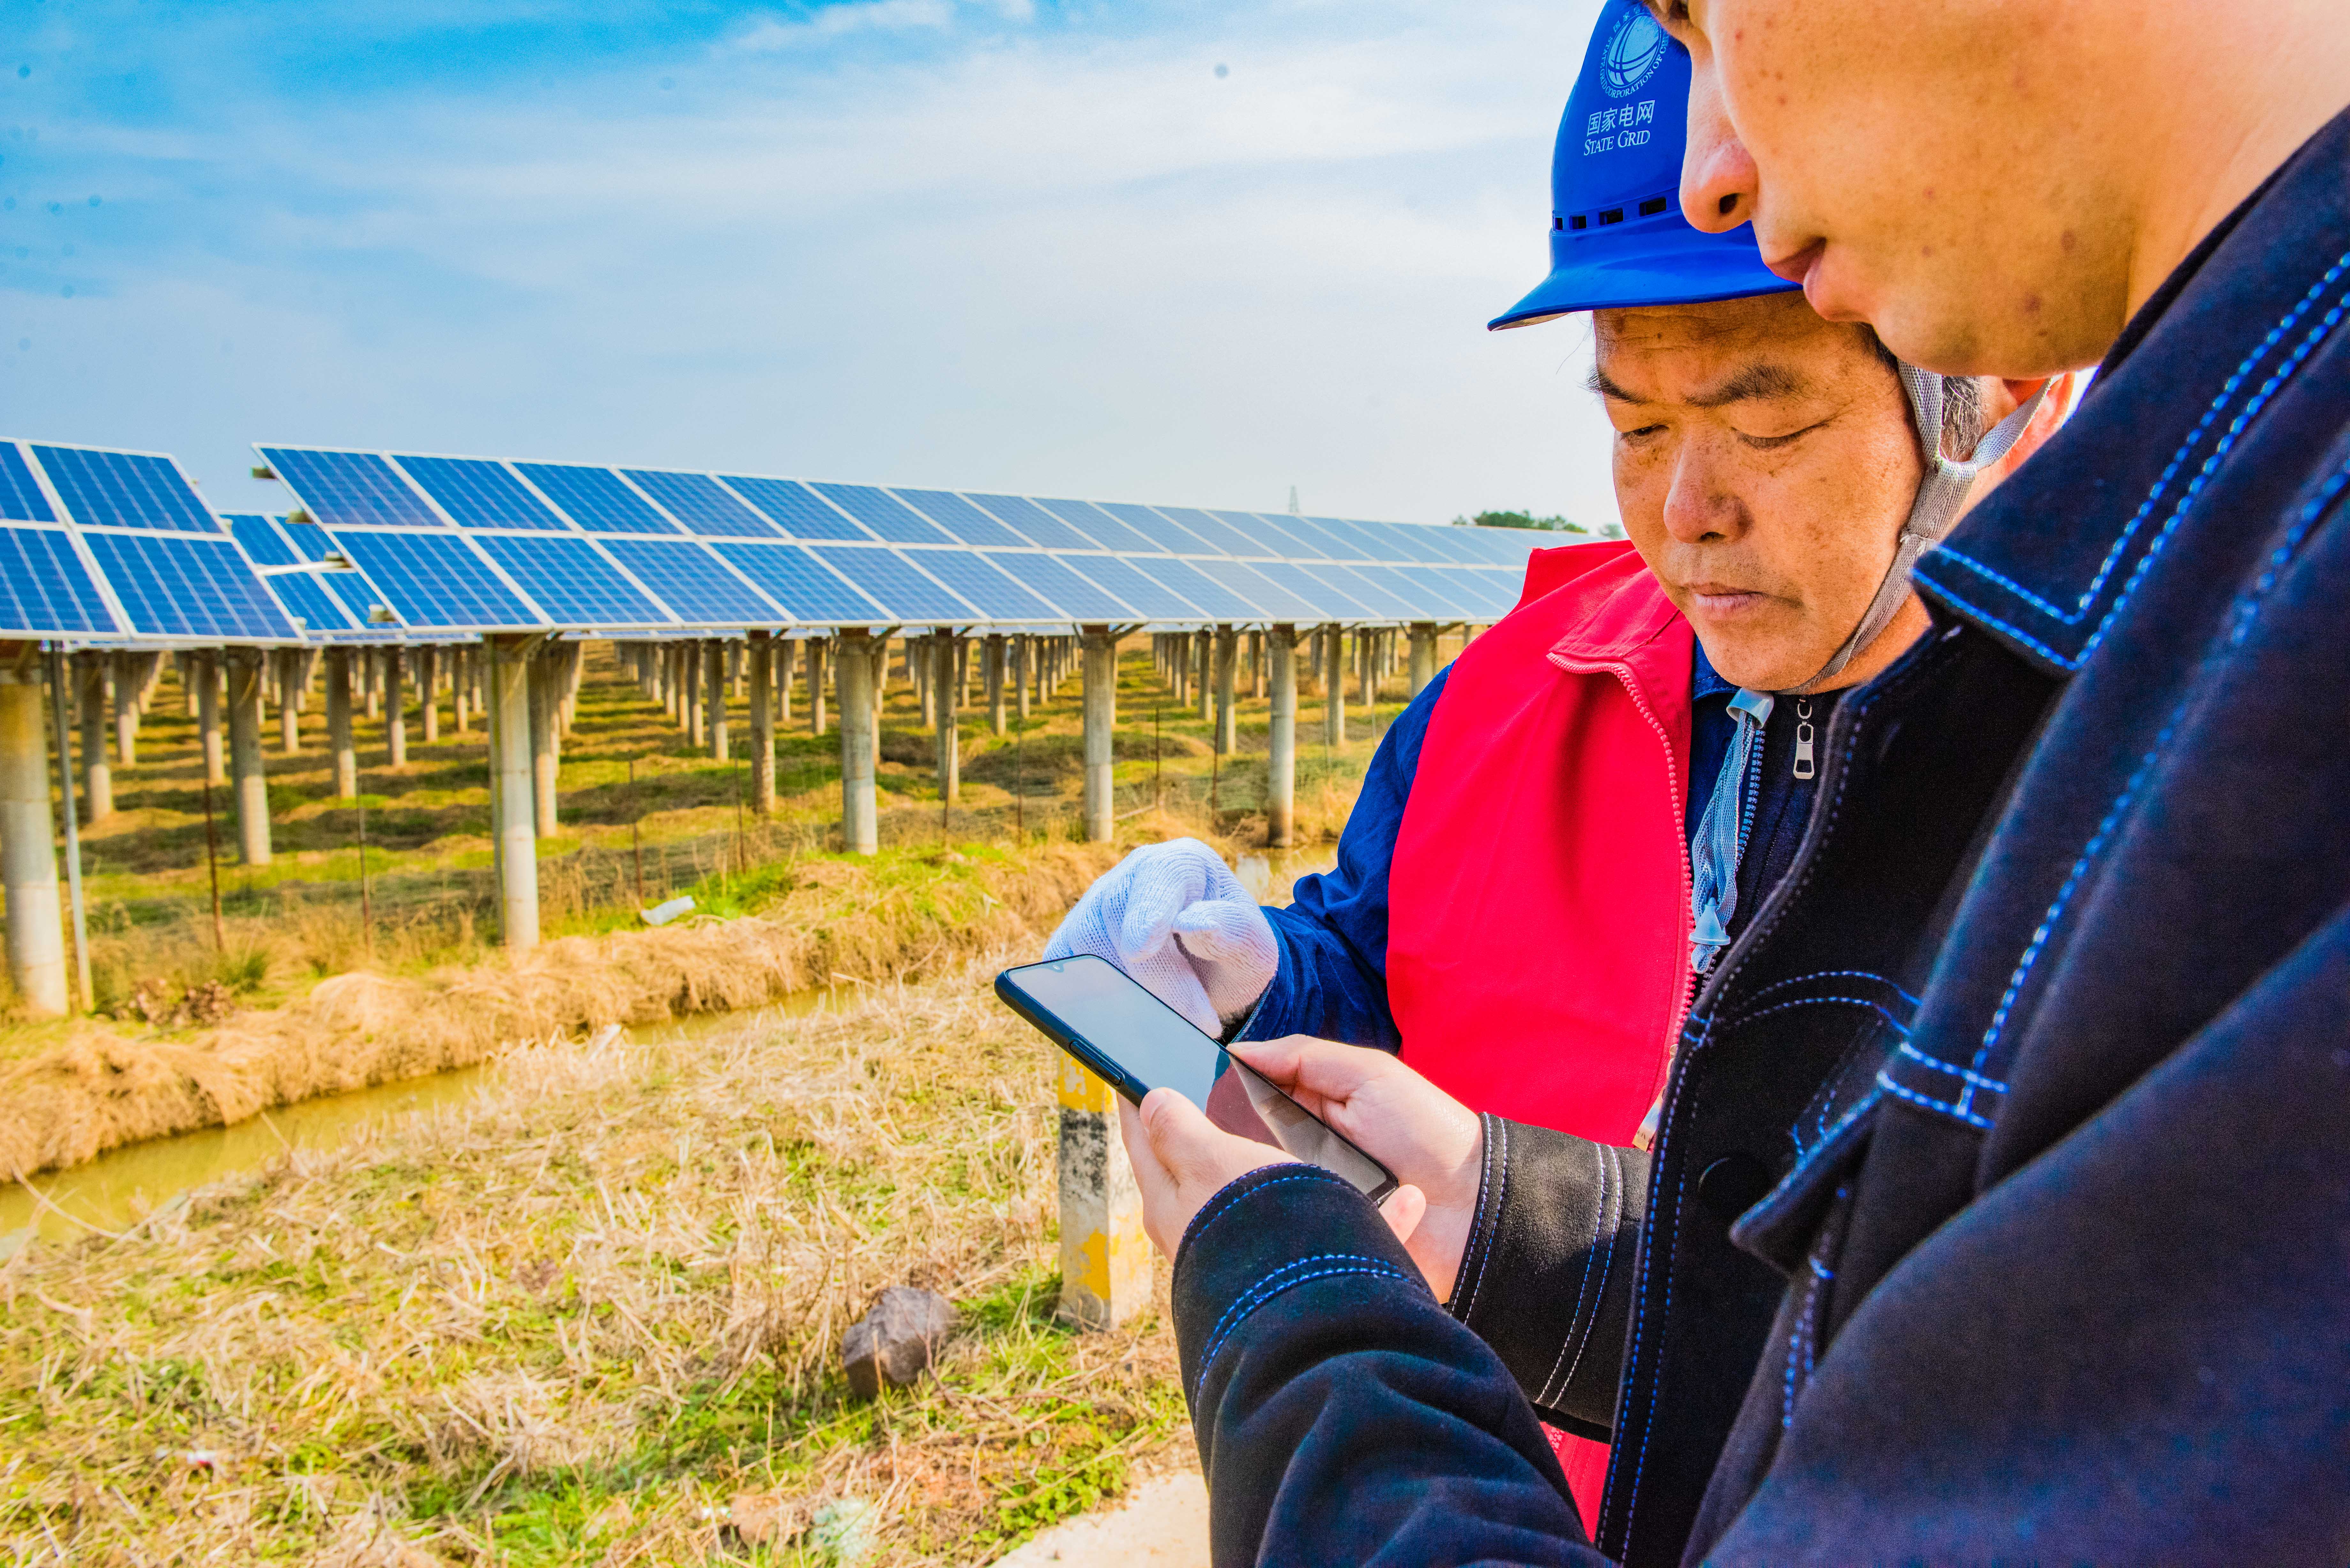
[0, 0, 1621, 529]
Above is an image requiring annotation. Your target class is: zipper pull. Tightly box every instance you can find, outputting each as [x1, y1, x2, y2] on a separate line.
[1793, 698, 1816, 780]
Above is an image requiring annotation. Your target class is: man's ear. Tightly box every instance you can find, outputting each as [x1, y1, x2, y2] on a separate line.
[1963, 371, 2078, 512]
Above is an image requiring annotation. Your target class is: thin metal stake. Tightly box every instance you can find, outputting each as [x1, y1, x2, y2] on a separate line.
[200, 771, 226, 953]
[46, 648, 91, 1012]
[356, 778, 374, 961]
[1013, 710, 1024, 839]
[629, 757, 646, 907]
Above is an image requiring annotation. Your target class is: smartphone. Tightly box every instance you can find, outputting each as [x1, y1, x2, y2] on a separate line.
[997, 954, 1399, 1204]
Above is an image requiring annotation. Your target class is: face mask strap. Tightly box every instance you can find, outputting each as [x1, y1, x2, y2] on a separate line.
[1782, 369, 2047, 697]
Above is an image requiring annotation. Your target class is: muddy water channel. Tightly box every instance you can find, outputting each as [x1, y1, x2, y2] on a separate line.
[0, 850, 1337, 1259]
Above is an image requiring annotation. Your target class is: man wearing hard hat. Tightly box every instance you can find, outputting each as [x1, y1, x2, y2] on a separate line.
[1103, 0, 2350, 1556]
[1046, 0, 2066, 1531]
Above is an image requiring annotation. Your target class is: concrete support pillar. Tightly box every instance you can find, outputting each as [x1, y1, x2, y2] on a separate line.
[1014, 635, 1032, 724]
[417, 646, 440, 744]
[1056, 1052, 1149, 1331]
[1268, 626, 1297, 848]
[807, 637, 829, 736]
[451, 648, 470, 735]
[180, 652, 198, 718]
[749, 633, 775, 816]
[363, 650, 380, 720]
[1214, 626, 1237, 755]
[706, 638, 729, 762]
[1409, 622, 1438, 697]
[224, 648, 272, 866]
[985, 634, 1007, 736]
[1358, 629, 1376, 708]
[915, 633, 936, 729]
[776, 637, 794, 727]
[685, 643, 707, 750]
[487, 636, 538, 949]
[1322, 627, 1346, 748]
[935, 631, 961, 808]
[1251, 630, 1265, 700]
[76, 655, 110, 823]
[0, 670, 67, 1017]
[837, 629, 878, 856]
[274, 649, 300, 755]
[1197, 630, 1213, 723]
[528, 647, 559, 839]
[196, 650, 225, 788]
[325, 648, 357, 798]
[385, 648, 408, 768]
[1081, 626, 1115, 843]
[113, 652, 139, 767]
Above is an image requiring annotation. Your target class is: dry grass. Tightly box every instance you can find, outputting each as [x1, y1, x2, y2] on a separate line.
[0, 840, 1144, 1182]
[0, 962, 1187, 1565]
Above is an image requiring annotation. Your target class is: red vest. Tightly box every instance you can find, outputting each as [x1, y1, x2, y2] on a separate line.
[1387, 540, 1699, 1524]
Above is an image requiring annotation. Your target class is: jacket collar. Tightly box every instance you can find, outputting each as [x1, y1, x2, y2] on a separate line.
[1541, 547, 1691, 717]
[1914, 105, 2350, 676]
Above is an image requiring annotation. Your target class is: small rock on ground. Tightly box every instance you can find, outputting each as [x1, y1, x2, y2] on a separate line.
[842, 1286, 957, 1399]
[986, 1472, 1209, 1568]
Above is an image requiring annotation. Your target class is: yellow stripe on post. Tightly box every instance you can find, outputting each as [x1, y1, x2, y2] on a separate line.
[1056, 1059, 1149, 1329]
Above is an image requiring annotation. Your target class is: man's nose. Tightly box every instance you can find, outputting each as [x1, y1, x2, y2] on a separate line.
[1680, 51, 1761, 235]
[1661, 441, 1747, 545]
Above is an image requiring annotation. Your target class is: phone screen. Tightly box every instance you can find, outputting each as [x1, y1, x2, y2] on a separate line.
[997, 955, 1398, 1202]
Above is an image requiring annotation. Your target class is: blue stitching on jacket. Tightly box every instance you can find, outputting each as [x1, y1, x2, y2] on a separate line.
[1968, 405, 2350, 1073]
[1874, 1070, 1998, 1131]
[1730, 969, 1922, 1010]
[1192, 1256, 1421, 1399]
[1722, 994, 1915, 1039]
[1933, 249, 2350, 628]
[1895, 1040, 2007, 1092]
[1179, 1167, 1341, 1259]
[1537, 1138, 1612, 1406]
[1774, 1086, 1884, 1195]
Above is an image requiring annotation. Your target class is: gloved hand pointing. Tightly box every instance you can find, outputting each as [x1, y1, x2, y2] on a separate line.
[1043, 838, 1279, 1037]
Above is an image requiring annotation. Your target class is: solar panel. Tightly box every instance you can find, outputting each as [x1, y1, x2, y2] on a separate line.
[623, 470, 780, 538]
[1215, 511, 1326, 560]
[260, 448, 445, 529]
[1391, 565, 1488, 620]
[0, 444, 56, 523]
[1193, 558, 1323, 620]
[809, 546, 976, 623]
[906, 549, 1061, 621]
[1247, 560, 1355, 619]
[1154, 507, 1262, 558]
[1346, 564, 1444, 620]
[1126, 556, 1258, 620]
[1301, 516, 1392, 562]
[514, 464, 678, 535]
[273, 516, 386, 630]
[987, 552, 1136, 621]
[1467, 567, 1528, 615]
[1053, 554, 1200, 619]
[966, 494, 1097, 552]
[0, 527, 112, 634]
[32, 445, 219, 533]
[475, 535, 671, 626]
[1037, 498, 1162, 554]
[1310, 563, 1415, 621]
[807, 483, 956, 547]
[711, 542, 887, 622]
[83, 533, 303, 640]
[892, 489, 1027, 548]
[221, 513, 359, 635]
[719, 476, 872, 541]
[1095, 502, 1214, 555]
[1274, 515, 1365, 560]
[596, 538, 778, 624]
[333, 530, 542, 629]
[398, 456, 570, 531]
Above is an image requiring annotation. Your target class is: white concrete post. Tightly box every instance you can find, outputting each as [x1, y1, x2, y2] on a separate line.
[76, 655, 111, 823]
[528, 646, 559, 839]
[935, 631, 960, 809]
[1409, 622, 1438, 697]
[985, 633, 1007, 737]
[487, 636, 538, 948]
[807, 637, 829, 737]
[0, 668, 67, 1017]
[837, 629, 878, 855]
[706, 638, 729, 762]
[224, 649, 272, 865]
[1056, 1054, 1150, 1330]
[1322, 627, 1345, 748]
[1214, 625, 1237, 755]
[1081, 626, 1115, 842]
[324, 648, 357, 798]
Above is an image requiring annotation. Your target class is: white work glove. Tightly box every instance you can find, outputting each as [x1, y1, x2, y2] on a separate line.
[1043, 838, 1279, 1037]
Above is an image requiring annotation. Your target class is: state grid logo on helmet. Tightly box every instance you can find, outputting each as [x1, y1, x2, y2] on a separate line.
[1601, 9, 1670, 98]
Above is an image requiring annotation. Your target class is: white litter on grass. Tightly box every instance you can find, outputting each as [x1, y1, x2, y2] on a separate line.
[641, 895, 696, 927]
[812, 1497, 879, 1565]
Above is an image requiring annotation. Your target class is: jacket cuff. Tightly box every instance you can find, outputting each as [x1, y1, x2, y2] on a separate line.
[1172, 1164, 1427, 1404]
[1447, 1113, 1648, 1437]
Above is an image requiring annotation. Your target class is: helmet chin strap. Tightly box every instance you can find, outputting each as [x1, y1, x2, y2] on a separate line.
[1780, 366, 2048, 697]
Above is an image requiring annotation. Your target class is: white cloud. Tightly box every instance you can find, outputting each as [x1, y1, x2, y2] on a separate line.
[729, 0, 958, 52]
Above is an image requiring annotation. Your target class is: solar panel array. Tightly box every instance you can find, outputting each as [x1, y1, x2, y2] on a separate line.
[0, 440, 303, 643]
[250, 446, 1541, 636]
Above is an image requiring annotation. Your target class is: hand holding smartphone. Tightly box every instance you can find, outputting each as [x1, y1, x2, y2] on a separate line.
[996, 955, 1399, 1204]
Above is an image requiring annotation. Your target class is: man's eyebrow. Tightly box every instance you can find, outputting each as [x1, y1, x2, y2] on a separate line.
[1586, 361, 1812, 405]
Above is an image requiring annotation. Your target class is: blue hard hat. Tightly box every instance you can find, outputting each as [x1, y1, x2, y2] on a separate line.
[1489, 0, 1798, 330]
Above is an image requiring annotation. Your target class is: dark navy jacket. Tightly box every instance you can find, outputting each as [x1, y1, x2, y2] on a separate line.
[1171, 108, 2350, 1566]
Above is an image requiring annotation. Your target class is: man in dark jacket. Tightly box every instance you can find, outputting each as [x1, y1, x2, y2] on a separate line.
[1115, 1, 2350, 1562]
